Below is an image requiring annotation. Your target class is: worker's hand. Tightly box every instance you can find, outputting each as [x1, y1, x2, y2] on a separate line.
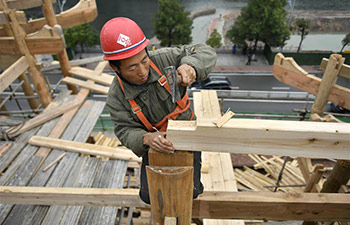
[143, 132, 175, 154]
[177, 64, 196, 86]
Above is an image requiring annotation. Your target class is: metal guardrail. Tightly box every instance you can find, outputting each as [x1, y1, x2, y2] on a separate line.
[187, 89, 315, 101]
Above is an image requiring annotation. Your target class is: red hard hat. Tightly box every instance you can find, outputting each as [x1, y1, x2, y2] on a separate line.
[100, 17, 150, 61]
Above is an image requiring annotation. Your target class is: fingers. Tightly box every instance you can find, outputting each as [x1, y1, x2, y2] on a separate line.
[177, 64, 196, 86]
[143, 132, 175, 154]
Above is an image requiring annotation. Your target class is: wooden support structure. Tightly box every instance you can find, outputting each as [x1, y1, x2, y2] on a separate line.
[193, 90, 244, 225]
[0, 25, 65, 55]
[42, 0, 77, 93]
[166, 119, 350, 160]
[147, 149, 194, 225]
[0, 0, 97, 36]
[0, 186, 349, 221]
[0, 1, 51, 107]
[272, 53, 350, 110]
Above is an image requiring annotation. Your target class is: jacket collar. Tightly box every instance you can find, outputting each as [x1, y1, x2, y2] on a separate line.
[120, 65, 162, 100]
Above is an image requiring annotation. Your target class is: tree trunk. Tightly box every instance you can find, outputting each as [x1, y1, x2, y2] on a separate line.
[297, 28, 305, 53]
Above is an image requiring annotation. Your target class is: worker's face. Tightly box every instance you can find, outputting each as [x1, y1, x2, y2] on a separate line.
[112, 50, 150, 85]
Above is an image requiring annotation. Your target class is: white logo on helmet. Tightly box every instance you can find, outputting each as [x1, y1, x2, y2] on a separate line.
[117, 33, 132, 47]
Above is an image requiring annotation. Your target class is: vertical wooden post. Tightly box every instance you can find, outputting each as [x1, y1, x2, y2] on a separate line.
[1, 4, 52, 107]
[1, 23, 39, 110]
[311, 54, 345, 116]
[302, 54, 349, 225]
[42, 0, 78, 94]
[17, 72, 39, 110]
[147, 149, 194, 225]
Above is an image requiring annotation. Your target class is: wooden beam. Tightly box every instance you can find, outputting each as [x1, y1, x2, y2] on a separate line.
[29, 136, 141, 162]
[0, 187, 349, 221]
[273, 53, 350, 110]
[0, 56, 28, 93]
[320, 58, 350, 79]
[69, 66, 114, 85]
[166, 119, 350, 160]
[3, 7, 52, 107]
[6, 99, 80, 138]
[0, 25, 65, 55]
[0, 11, 27, 24]
[62, 77, 109, 94]
[192, 191, 350, 221]
[1, 0, 56, 10]
[0, 186, 147, 207]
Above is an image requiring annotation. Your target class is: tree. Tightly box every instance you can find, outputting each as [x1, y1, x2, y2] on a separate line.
[295, 18, 311, 53]
[226, 0, 290, 51]
[64, 24, 99, 53]
[153, 0, 192, 47]
[206, 29, 222, 49]
[340, 33, 350, 53]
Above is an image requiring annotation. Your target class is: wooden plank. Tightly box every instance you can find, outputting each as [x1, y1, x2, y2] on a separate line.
[273, 53, 350, 110]
[69, 66, 114, 85]
[42, 56, 104, 71]
[3, 0, 56, 10]
[6, 99, 80, 138]
[79, 160, 127, 225]
[38, 101, 106, 224]
[29, 136, 141, 162]
[0, 31, 65, 55]
[1, 187, 350, 221]
[167, 119, 350, 160]
[0, 56, 28, 93]
[165, 217, 177, 225]
[320, 58, 350, 79]
[0, 11, 27, 24]
[63, 77, 109, 94]
[193, 191, 350, 221]
[194, 90, 243, 225]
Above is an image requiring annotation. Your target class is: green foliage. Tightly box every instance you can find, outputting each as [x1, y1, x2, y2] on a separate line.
[340, 33, 350, 52]
[294, 18, 311, 53]
[153, 0, 192, 47]
[206, 29, 222, 48]
[226, 0, 290, 49]
[64, 23, 99, 52]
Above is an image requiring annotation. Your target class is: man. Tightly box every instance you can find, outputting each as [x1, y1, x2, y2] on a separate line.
[100, 17, 217, 204]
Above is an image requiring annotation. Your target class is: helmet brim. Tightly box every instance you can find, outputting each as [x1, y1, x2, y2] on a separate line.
[103, 39, 150, 61]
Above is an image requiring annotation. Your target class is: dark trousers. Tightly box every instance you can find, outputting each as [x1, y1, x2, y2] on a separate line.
[139, 151, 204, 204]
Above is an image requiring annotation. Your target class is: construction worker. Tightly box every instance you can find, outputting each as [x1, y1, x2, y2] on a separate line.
[100, 17, 217, 204]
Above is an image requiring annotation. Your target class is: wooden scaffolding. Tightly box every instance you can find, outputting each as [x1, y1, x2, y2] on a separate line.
[0, 0, 350, 224]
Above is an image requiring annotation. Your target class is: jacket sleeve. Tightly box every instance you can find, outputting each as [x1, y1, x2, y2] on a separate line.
[106, 79, 148, 157]
[150, 43, 217, 81]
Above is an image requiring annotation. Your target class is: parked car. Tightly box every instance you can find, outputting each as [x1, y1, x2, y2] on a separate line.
[330, 103, 350, 114]
[190, 76, 232, 90]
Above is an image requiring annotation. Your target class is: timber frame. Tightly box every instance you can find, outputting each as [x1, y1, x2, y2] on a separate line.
[1, 1, 350, 222]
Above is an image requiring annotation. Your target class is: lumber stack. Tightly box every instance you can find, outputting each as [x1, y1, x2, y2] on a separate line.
[234, 154, 319, 193]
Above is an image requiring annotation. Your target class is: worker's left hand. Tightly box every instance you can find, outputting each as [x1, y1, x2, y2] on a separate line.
[177, 64, 196, 86]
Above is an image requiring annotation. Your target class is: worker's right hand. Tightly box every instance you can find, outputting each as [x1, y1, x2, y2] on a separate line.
[143, 132, 175, 154]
